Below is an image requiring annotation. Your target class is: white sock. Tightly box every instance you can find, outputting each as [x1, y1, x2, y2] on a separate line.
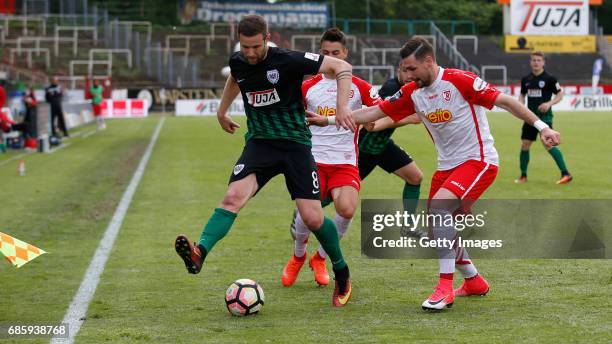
[455, 246, 478, 278]
[317, 214, 352, 259]
[431, 209, 456, 274]
[293, 211, 310, 258]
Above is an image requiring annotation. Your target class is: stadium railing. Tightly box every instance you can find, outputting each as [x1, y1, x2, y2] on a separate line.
[334, 18, 476, 36]
[430, 22, 479, 74]
[0, 15, 47, 37]
[15, 36, 75, 57]
[291, 34, 357, 53]
[481, 65, 508, 86]
[453, 35, 478, 55]
[8, 47, 50, 69]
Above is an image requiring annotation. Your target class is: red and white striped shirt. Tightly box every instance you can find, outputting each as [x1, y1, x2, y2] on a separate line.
[302, 74, 380, 165]
[380, 67, 500, 170]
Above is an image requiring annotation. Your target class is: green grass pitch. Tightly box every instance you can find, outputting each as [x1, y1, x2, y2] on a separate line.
[0, 111, 610, 343]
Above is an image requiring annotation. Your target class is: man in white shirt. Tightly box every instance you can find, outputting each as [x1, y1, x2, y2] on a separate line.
[308, 36, 561, 311]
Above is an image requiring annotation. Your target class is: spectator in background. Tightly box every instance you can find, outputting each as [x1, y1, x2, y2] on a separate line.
[0, 80, 10, 152]
[0, 79, 6, 110]
[21, 87, 38, 149]
[90, 79, 105, 130]
[45, 76, 69, 138]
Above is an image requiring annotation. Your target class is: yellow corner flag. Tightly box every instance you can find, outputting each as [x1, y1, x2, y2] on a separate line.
[0, 232, 47, 268]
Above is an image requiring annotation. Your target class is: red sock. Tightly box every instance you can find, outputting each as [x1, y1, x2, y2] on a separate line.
[439, 273, 453, 289]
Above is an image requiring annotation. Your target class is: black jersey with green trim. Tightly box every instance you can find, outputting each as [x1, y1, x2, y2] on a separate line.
[230, 47, 324, 146]
[358, 76, 402, 154]
[520, 70, 561, 121]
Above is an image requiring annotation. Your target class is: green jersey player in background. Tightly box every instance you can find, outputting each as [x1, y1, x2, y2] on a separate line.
[517, 51, 572, 184]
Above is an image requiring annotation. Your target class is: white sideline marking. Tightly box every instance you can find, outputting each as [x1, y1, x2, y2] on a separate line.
[0, 151, 34, 167]
[48, 142, 72, 154]
[81, 130, 97, 139]
[51, 117, 166, 344]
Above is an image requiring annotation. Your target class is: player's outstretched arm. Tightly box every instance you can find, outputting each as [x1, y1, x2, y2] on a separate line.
[217, 75, 241, 134]
[306, 105, 387, 128]
[368, 114, 421, 132]
[494, 93, 560, 148]
[318, 56, 355, 132]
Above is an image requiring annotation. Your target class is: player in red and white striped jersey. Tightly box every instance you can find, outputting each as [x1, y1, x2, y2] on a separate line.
[308, 37, 561, 310]
[282, 28, 380, 290]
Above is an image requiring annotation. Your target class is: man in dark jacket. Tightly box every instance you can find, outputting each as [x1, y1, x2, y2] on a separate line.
[45, 76, 69, 137]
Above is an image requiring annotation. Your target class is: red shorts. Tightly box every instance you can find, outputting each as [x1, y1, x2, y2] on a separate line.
[429, 160, 498, 201]
[316, 163, 361, 200]
[92, 104, 102, 117]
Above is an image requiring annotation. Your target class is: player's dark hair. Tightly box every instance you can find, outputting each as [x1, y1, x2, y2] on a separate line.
[531, 51, 545, 59]
[320, 28, 346, 47]
[238, 14, 268, 37]
[400, 36, 435, 61]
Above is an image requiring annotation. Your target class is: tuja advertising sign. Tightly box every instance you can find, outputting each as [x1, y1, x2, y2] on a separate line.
[510, 0, 589, 36]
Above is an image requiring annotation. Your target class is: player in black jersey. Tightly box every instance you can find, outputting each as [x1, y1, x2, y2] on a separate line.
[359, 62, 425, 237]
[175, 15, 354, 307]
[517, 51, 572, 184]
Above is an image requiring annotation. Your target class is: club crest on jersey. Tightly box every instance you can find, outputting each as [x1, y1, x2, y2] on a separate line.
[233, 164, 245, 175]
[369, 87, 379, 100]
[473, 77, 488, 92]
[443, 90, 452, 102]
[538, 80, 546, 88]
[246, 89, 281, 107]
[267, 69, 279, 84]
[425, 109, 453, 124]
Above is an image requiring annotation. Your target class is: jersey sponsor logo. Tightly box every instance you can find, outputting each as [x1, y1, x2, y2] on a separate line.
[443, 90, 452, 102]
[425, 109, 453, 124]
[316, 105, 336, 116]
[473, 77, 488, 92]
[267, 69, 279, 84]
[538, 80, 546, 88]
[555, 82, 561, 91]
[428, 94, 438, 100]
[304, 52, 320, 61]
[233, 164, 245, 175]
[246, 89, 281, 107]
[528, 89, 542, 97]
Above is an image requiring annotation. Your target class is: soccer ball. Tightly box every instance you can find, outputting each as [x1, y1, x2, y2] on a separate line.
[225, 279, 264, 316]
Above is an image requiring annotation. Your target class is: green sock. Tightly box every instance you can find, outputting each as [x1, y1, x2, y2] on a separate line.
[311, 216, 347, 270]
[198, 208, 237, 253]
[321, 198, 333, 208]
[548, 147, 569, 175]
[402, 183, 420, 215]
[520, 150, 530, 176]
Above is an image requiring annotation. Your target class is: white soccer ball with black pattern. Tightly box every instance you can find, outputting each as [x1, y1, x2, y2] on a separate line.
[225, 279, 265, 316]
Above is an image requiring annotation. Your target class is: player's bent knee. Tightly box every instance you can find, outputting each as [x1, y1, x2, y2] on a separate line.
[220, 189, 249, 212]
[521, 141, 532, 150]
[301, 212, 324, 230]
[335, 203, 356, 219]
[407, 171, 423, 185]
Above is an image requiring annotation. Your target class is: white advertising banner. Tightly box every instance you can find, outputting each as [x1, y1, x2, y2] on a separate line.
[510, 0, 589, 36]
[175, 99, 245, 116]
[492, 94, 612, 112]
